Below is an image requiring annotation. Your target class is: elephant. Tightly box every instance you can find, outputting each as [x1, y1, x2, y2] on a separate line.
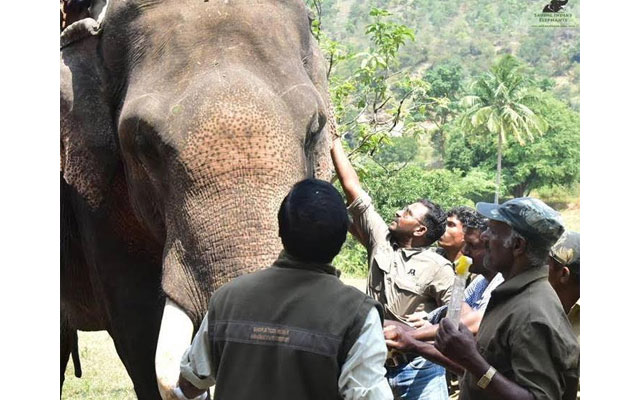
[60, 0, 335, 398]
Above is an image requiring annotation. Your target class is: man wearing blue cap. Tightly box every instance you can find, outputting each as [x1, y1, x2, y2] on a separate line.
[434, 198, 579, 400]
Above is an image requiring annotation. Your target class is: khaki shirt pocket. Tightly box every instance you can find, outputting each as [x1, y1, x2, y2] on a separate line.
[370, 252, 392, 294]
[391, 273, 428, 317]
[393, 273, 423, 296]
[372, 252, 392, 274]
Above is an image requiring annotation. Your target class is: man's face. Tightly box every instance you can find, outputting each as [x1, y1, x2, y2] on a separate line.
[480, 220, 515, 275]
[438, 215, 465, 250]
[462, 228, 486, 274]
[547, 256, 565, 291]
[389, 202, 428, 239]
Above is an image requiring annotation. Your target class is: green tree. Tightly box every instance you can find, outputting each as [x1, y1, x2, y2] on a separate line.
[340, 8, 416, 156]
[445, 92, 579, 199]
[460, 55, 547, 203]
[500, 93, 579, 197]
[372, 136, 419, 166]
[307, 3, 420, 159]
[420, 61, 466, 162]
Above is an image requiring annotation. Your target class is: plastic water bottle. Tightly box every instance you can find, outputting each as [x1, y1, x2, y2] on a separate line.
[447, 256, 471, 328]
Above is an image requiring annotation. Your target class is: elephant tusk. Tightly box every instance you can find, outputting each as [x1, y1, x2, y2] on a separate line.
[155, 298, 194, 400]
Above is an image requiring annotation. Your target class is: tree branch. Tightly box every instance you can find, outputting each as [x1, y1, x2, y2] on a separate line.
[386, 90, 413, 133]
[347, 129, 380, 158]
[374, 96, 392, 113]
[341, 103, 369, 126]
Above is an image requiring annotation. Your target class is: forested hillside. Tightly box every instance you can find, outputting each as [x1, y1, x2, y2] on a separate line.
[305, 0, 580, 275]
[315, 0, 579, 108]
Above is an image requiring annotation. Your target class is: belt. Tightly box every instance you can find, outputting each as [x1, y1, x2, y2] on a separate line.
[385, 351, 420, 368]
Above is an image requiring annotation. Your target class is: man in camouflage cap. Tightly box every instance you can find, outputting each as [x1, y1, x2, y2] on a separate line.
[434, 198, 580, 400]
[549, 231, 580, 341]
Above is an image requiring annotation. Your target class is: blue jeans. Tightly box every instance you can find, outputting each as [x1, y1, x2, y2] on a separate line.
[386, 356, 448, 400]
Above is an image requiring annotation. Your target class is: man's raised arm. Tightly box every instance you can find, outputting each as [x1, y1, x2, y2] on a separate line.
[331, 138, 361, 205]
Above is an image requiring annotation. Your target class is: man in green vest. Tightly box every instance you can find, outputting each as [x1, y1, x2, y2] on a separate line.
[174, 179, 393, 400]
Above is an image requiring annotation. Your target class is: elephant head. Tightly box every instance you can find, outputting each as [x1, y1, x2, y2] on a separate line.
[60, 0, 335, 396]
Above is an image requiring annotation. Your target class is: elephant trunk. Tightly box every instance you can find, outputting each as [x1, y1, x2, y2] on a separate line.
[155, 177, 294, 398]
[161, 174, 297, 321]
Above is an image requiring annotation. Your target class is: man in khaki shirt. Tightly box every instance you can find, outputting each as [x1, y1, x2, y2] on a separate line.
[331, 138, 455, 400]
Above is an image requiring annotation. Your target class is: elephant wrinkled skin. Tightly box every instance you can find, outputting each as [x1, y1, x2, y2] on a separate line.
[60, 0, 335, 398]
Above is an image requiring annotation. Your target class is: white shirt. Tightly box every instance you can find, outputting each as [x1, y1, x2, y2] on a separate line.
[478, 272, 504, 313]
[180, 308, 393, 399]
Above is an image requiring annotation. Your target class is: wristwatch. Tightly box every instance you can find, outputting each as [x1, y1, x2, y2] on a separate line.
[476, 366, 496, 389]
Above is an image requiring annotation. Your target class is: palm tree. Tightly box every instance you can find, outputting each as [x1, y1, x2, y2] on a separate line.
[460, 55, 547, 203]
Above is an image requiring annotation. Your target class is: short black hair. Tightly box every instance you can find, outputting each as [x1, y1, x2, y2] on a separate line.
[278, 179, 348, 263]
[63, 0, 92, 13]
[417, 199, 446, 245]
[448, 206, 488, 232]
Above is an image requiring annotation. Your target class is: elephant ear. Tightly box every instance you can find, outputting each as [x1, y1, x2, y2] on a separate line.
[304, 38, 337, 182]
[60, 17, 118, 209]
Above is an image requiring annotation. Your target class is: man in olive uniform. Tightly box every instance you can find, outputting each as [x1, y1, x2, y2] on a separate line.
[435, 198, 579, 400]
[331, 138, 455, 400]
[548, 230, 580, 399]
[548, 231, 580, 341]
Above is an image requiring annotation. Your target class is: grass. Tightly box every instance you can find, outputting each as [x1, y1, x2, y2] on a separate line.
[558, 202, 580, 232]
[62, 331, 136, 399]
[62, 203, 579, 399]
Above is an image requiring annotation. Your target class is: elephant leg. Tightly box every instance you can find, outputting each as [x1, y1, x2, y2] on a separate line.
[104, 268, 165, 400]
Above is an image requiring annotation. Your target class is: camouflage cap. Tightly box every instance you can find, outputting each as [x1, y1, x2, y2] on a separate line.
[476, 197, 565, 249]
[550, 231, 580, 275]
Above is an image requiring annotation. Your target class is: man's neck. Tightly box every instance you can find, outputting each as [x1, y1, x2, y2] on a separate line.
[558, 286, 580, 314]
[481, 270, 498, 281]
[444, 246, 463, 263]
[504, 258, 535, 280]
[394, 236, 429, 249]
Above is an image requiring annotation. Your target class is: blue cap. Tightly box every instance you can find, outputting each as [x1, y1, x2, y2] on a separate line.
[476, 197, 565, 248]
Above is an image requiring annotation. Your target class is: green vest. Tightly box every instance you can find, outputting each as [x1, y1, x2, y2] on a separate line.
[207, 253, 383, 400]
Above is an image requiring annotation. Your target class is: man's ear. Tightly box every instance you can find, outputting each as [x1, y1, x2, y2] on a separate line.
[413, 224, 427, 237]
[559, 266, 572, 284]
[512, 236, 527, 257]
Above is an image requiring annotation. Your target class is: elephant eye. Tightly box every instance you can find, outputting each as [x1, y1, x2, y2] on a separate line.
[121, 116, 164, 168]
[135, 122, 164, 164]
[135, 131, 159, 161]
